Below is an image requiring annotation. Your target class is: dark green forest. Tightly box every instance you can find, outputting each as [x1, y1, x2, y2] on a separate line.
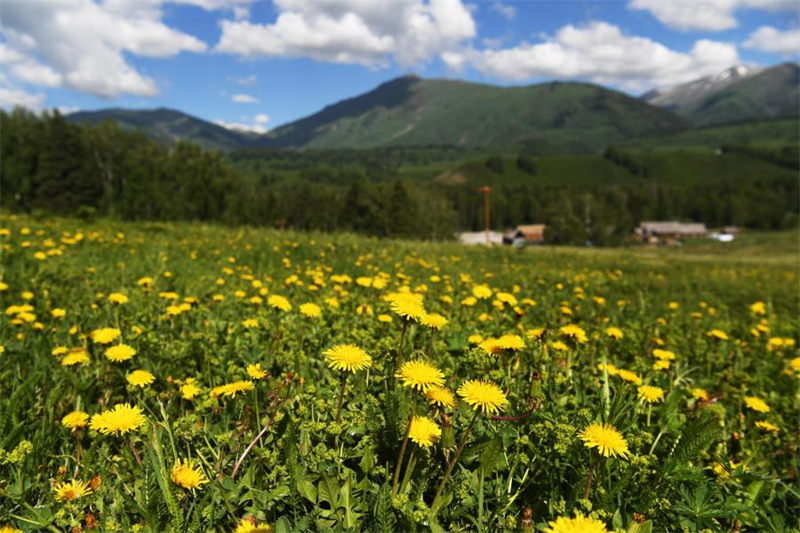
[2, 109, 797, 244]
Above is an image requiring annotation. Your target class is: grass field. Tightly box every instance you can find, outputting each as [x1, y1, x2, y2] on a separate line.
[1, 215, 798, 532]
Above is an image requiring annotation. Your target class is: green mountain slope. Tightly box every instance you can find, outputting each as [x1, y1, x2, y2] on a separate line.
[261, 76, 686, 152]
[67, 107, 257, 150]
[651, 63, 799, 126]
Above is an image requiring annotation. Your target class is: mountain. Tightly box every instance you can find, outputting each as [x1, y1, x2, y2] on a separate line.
[67, 107, 259, 150]
[644, 63, 799, 126]
[260, 76, 686, 152]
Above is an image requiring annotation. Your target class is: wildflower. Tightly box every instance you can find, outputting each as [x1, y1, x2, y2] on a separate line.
[707, 329, 729, 340]
[52, 346, 68, 357]
[597, 362, 619, 376]
[421, 312, 448, 329]
[386, 292, 425, 321]
[578, 423, 630, 459]
[90, 328, 120, 344]
[744, 396, 769, 413]
[496, 292, 517, 306]
[755, 421, 779, 432]
[127, 370, 155, 388]
[180, 378, 201, 400]
[51, 308, 66, 318]
[653, 349, 676, 360]
[457, 380, 508, 415]
[105, 344, 136, 363]
[210, 381, 255, 398]
[668, 301, 680, 310]
[691, 388, 709, 401]
[90, 404, 146, 436]
[559, 324, 587, 343]
[323, 344, 372, 373]
[479, 337, 503, 356]
[767, 337, 795, 352]
[425, 385, 456, 408]
[377, 314, 392, 323]
[234, 518, 273, 533]
[299, 303, 321, 318]
[61, 411, 89, 432]
[268, 295, 291, 311]
[136, 277, 154, 287]
[62, 349, 89, 366]
[408, 416, 441, 447]
[108, 293, 129, 304]
[638, 385, 665, 403]
[461, 296, 477, 307]
[54, 479, 93, 502]
[246, 363, 268, 380]
[241, 318, 259, 329]
[468, 333, 484, 344]
[497, 334, 525, 350]
[472, 284, 492, 299]
[605, 327, 623, 339]
[550, 341, 569, 352]
[749, 301, 766, 315]
[653, 360, 670, 371]
[544, 513, 609, 533]
[526, 328, 545, 340]
[395, 360, 445, 392]
[171, 459, 208, 490]
[616, 369, 642, 384]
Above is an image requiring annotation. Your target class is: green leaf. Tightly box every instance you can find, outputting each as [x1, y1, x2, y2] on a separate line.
[297, 479, 317, 504]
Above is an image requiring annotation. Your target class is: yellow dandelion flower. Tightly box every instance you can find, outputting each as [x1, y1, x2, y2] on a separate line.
[61, 411, 89, 432]
[788, 357, 800, 373]
[425, 385, 456, 408]
[247, 363, 268, 380]
[605, 327, 623, 339]
[421, 312, 448, 329]
[637, 385, 665, 403]
[707, 329, 729, 340]
[559, 324, 587, 343]
[472, 285, 492, 299]
[691, 388, 709, 401]
[171, 459, 208, 490]
[544, 513, 609, 533]
[597, 362, 619, 376]
[242, 318, 259, 329]
[578, 422, 630, 459]
[478, 337, 503, 356]
[386, 292, 426, 321]
[52, 346, 68, 357]
[408, 416, 441, 447]
[767, 337, 795, 352]
[90, 404, 147, 436]
[395, 360, 445, 392]
[744, 396, 769, 413]
[526, 328, 545, 340]
[377, 314, 392, 323]
[210, 381, 255, 398]
[268, 295, 291, 311]
[181, 378, 201, 400]
[108, 293, 129, 304]
[468, 333, 484, 344]
[755, 421, 779, 432]
[299, 303, 322, 318]
[234, 518, 274, 533]
[61, 349, 89, 366]
[497, 334, 525, 350]
[105, 344, 136, 363]
[51, 308, 66, 318]
[461, 296, 478, 307]
[653, 349, 676, 360]
[653, 360, 670, 371]
[90, 327, 120, 344]
[749, 301, 766, 315]
[323, 344, 372, 373]
[616, 369, 642, 385]
[53, 479, 93, 502]
[550, 341, 569, 352]
[457, 380, 508, 415]
[127, 370, 155, 388]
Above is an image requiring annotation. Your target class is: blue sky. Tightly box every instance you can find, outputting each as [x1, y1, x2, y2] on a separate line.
[1, 0, 797, 132]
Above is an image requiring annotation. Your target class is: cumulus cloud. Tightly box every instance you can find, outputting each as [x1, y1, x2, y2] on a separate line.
[254, 113, 269, 124]
[490, 2, 516, 20]
[629, 0, 797, 31]
[456, 22, 741, 91]
[215, 0, 476, 67]
[0, 84, 46, 109]
[744, 26, 800, 55]
[232, 93, 259, 103]
[0, 1, 207, 98]
[214, 118, 268, 134]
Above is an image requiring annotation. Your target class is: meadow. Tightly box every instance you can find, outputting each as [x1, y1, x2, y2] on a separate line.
[0, 215, 798, 532]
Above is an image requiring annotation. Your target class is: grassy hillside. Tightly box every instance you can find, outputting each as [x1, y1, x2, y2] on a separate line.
[262, 76, 686, 152]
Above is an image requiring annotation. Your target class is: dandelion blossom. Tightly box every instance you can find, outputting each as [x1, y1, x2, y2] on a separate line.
[234, 518, 273, 533]
[578, 423, 630, 459]
[395, 360, 445, 392]
[497, 334, 525, 350]
[559, 324, 587, 343]
[387, 292, 426, 321]
[616, 369, 642, 385]
[691, 388, 709, 401]
[744, 396, 770, 413]
[246, 363, 268, 380]
[605, 327, 623, 339]
[171, 459, 208, 490]
[61, 349, 89, 366]
[61, 411, 89, 432]
[90, 327, 120, 344]
[457, 380, 508, 415]
[299, 303, 322, 318]
[472, 285, 492, 299]
[90, 404, 146, 436]
[180, 378, 201, 400]
[544, 514, 608, 533]
[421, 312, 448, 329]
[638, 385, 664, 403]
[127, 370, 155, 388]
[108, 293, 129, 304]
[210, 380, 255, 398]
[755, 421, 779, 432]
[54, 479, 93, 502]
[323, 344, 372, 373]
[425, 385, 456, 408]
[105, 344, 136, 363]
[268, 295, 291, 312]
[408, 416, 441, 447]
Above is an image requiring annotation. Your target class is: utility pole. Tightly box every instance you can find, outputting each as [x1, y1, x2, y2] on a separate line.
[479, 185, 491, 245]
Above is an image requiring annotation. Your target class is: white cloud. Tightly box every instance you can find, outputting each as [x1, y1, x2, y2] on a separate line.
[254, 113, 269, 124]
[171, 0, 252, 10]
[232, 93, 259, 103]
[490, 2, 516, 20]
[629, 0, 797, 31]
[0, 1, 207, 98]
[459, 22, 740, 91]
[0, 85, 46, 109]
[214, 118, 268, 134]
[744, 25, 800, 55]
[233, 74, 257, 86]
[216, 0, 476, 67]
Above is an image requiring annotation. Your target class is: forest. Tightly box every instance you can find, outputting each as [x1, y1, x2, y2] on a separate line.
[2, 108, 797, 244]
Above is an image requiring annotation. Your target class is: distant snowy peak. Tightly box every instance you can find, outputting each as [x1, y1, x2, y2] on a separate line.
[644, 65, 763, 108]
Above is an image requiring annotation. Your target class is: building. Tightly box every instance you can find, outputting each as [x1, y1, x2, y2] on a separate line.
[459, 231, 504, 246]
[503, 224, 546, 246]
[636, 221, 708, 244]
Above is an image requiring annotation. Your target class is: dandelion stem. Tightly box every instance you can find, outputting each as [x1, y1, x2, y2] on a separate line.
[127, 436, 142, 466]
[583, 457, 599, 500]
[335, 372, 347, 424]
[396, 321, 409, 368]
[391, 395, 417, 498]
[432, 409, 480, 511]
